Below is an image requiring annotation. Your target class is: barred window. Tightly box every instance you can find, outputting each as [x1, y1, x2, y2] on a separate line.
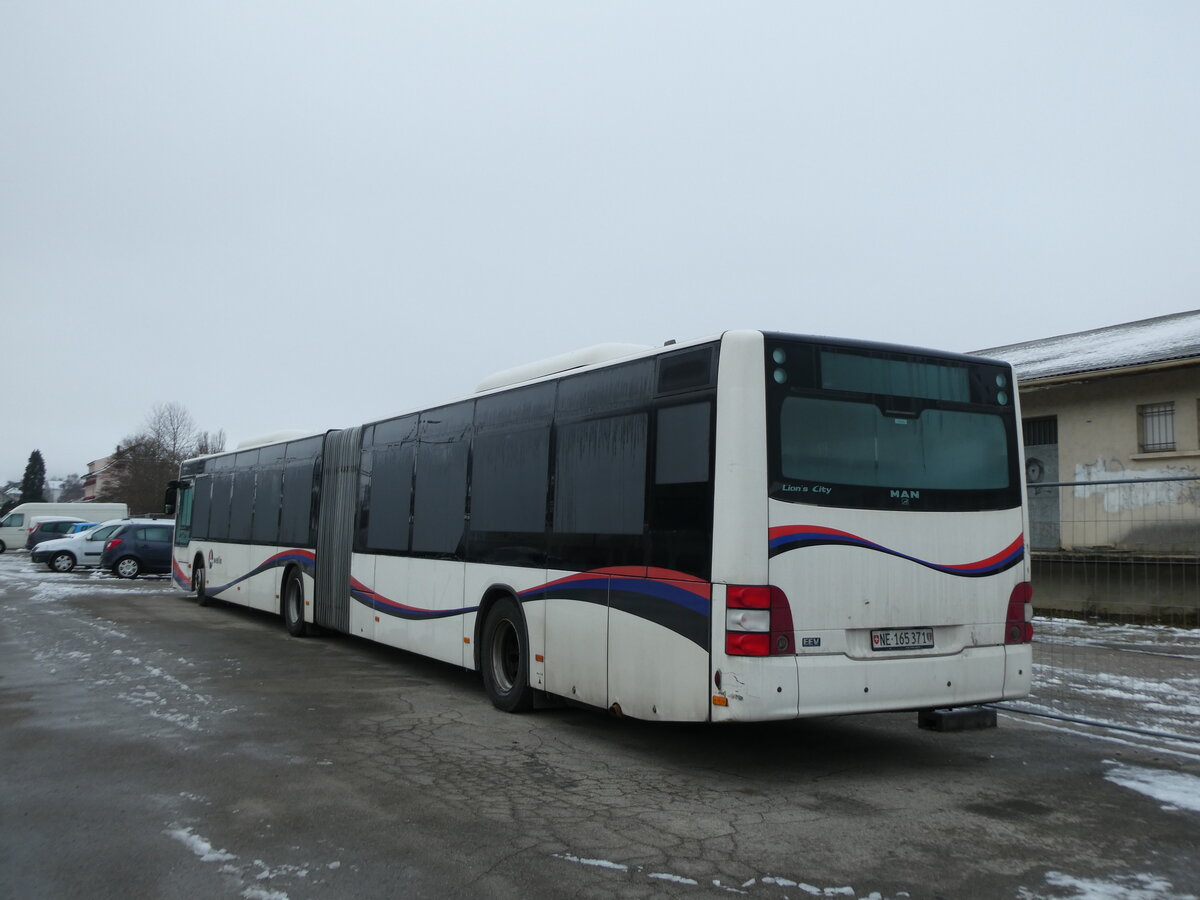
[1023, 417, 1058, 446]
[1138, 402, 1175, 452]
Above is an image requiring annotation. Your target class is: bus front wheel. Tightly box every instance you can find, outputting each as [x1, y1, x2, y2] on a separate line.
[481, 596, 533, 713]
[283, 569, 309, 637]
[194, 559, 211, 606]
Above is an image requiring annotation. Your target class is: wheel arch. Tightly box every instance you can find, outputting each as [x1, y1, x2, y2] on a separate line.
[280, 561, 305, 617]
[473, 584, 525, 673]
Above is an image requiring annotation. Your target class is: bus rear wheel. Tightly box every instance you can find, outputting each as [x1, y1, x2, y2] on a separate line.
[481, 596, 533, 713]
[283, 568, 309, 637]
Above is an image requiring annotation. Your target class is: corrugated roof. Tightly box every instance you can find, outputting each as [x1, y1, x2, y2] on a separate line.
[973, 310, 1200, 382]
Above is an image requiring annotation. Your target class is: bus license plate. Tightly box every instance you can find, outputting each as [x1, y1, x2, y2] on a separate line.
[871, 628, 934, 652]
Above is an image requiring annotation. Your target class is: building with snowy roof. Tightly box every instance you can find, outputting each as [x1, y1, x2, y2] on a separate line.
[976, 311, 1199, 623]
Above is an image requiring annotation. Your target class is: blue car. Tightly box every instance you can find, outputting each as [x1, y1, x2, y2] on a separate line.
[101, 521, 175, 578]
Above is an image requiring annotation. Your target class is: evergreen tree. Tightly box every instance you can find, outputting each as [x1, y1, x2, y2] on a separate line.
[19, 451, 46, 503]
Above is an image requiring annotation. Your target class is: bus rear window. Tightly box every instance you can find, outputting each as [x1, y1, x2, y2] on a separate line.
[765, 337, 1020, 511]
[780, 397, 1009, 491]
[819, 350, 970, 402]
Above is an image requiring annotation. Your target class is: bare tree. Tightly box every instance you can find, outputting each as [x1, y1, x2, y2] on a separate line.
[98, 404, 225, 515]
[58, 474, 85, 502]
[194, 429, 227, 457]
[144, 402, 197, 463]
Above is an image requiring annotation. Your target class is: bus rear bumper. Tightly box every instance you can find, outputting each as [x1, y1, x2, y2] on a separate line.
[711, 644, 1031, 722]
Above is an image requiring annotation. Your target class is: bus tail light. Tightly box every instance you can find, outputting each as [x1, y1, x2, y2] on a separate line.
[1005, 582, 1033, 644]
[725, 585, 795, 656]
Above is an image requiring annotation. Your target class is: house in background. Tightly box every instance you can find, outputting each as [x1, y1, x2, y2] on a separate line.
[82, 452, 119, 502]
[977, 310, 1199, 622]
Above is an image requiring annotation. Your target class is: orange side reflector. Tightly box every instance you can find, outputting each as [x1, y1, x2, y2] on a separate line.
[463, 637, 471, 644]
[374, 616, 380, 623]
[712, 696, 729, 707]
[535, 654, 544, 663]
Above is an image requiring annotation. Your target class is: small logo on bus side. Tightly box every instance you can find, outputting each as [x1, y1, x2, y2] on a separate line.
[208, 549, 223, 567]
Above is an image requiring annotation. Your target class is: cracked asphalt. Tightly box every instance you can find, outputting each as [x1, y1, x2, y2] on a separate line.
[1, 554, 1197, 899]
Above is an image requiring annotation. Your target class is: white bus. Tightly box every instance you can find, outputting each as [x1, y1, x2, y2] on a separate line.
[166, 331, 1032, 722]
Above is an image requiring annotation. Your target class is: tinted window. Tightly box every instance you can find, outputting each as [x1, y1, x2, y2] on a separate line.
[279, 459, 316, 547]
[656, 346, 715, 395]
[780, 398, 1009, 490]
[371, 415, 418, 447]
[258, 443, 286, 463]
[210, 453, 235, 472]
[364, 444, 414, 552]
[556, 360, 654, 419]
[191, 476, 212, 540]
[818, 350, 970, 402]
[235, 449, 260, 469]
[286, 436, 323, 459]
[207, 473, 233, 540]
[655, 402, 711, 485]
[471, 384, 554, 539]
[474, 382, 555, 428]
[765, 337, 1020, 512]
[228, 470, 256, 541]
[554, 413, 647, 535]
[471, 428, 549, 533]
[411, 403, 472, 555]
[252, 468, 284, 544]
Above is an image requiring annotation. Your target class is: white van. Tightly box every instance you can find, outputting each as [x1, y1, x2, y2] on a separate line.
[0, 502, 129, 553]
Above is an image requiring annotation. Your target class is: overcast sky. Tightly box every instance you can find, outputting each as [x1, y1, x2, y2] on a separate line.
[2, 2, 1198, 484]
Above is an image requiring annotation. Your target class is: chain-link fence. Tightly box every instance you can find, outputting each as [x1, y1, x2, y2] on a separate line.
[1006, 476, 1200, 749]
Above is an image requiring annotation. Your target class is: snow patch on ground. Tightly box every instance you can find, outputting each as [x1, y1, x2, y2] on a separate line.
[166, 826, 237, 862]
[1104, 762, 1200, 814]
[164, 820, 343, 900]
[1020, 870, 1198, 900]
[555, 852, 888, 897]
[552, 853, 628, 871]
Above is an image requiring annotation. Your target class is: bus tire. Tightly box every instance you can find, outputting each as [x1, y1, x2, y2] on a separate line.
[283, 568, 309, 637]
[481, 596, 533, 713]
[194, 558, 211, 606]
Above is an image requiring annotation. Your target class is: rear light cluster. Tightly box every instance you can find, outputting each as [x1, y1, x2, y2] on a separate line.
[105, 538, 124, 553]
[1006, 582, 1034, 644]
[725, 585, 795, 656]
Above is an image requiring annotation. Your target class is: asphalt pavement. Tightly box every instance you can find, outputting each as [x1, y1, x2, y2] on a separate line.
[1, 553, 1197, 899]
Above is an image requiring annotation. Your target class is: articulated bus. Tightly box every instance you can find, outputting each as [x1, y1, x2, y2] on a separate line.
[166, 330, 1032, 722]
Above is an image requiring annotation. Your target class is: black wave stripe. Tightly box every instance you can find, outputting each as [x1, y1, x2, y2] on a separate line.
[608, 586, 710, 651]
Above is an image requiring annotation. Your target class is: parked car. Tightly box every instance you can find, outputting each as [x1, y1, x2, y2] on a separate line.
[24, 517, 88, 550]
[101, 521, 175, 578]
[31, 519, 159, 572]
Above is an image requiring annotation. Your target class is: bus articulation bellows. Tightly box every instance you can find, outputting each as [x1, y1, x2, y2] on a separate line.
[166, 330, 1032, 722]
